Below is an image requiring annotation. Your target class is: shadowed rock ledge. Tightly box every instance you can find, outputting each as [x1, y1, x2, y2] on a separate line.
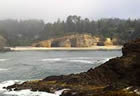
[5, 39, 140, 96]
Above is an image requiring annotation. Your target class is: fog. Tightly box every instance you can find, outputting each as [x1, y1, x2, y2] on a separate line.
[0, 0, 140, 22]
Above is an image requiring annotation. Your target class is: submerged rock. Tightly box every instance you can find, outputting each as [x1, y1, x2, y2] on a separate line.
[6, 39, 140, 96]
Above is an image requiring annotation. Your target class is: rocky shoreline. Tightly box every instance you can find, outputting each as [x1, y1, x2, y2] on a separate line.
[5, 39, 140, 96]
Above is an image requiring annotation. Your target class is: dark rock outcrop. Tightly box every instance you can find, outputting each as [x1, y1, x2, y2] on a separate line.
[6, 39, 140, 96]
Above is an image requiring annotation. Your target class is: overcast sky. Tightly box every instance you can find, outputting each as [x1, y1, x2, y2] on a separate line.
[0, 0, 139, 22]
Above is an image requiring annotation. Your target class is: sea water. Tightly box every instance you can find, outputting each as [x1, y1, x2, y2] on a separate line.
[0, 50, 122, 96]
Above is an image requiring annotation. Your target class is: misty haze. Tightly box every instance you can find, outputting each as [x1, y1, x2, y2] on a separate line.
[0, 0, 139, 96]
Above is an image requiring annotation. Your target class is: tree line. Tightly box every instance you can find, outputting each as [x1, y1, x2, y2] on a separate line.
[41, 15, 140, 44]
[0, 19, 45, 46]
[0, 15, 140, 46]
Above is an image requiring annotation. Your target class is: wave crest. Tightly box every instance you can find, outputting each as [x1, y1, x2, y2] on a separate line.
[40, 57, 111, 64]
[0, 80, 65, 96]
[0, 59, 8, 62]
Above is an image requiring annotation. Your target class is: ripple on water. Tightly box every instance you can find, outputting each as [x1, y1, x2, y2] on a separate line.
[40, 57, 111, 65]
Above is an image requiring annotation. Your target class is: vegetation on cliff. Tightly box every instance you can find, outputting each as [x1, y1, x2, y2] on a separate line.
[6, 39, 140, 96]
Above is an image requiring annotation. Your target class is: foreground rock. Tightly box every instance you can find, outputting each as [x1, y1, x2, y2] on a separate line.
[6, 39, 140, 96]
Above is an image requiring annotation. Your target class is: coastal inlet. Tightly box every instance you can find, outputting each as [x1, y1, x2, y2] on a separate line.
[0, 50, 121, 96]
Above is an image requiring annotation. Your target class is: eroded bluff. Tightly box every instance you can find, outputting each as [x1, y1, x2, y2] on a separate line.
[32, 34, 117, 47]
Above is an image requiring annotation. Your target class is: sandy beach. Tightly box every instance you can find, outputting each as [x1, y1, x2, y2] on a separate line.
[8, 46, 122, 51]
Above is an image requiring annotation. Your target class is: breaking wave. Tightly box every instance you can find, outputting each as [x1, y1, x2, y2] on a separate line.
[0, 59, 8, 62]
[69, 60, 93, 64]
[40, 57, 111, 64]
[0, 80, 65, 96]
[0, 68, 8, 71]
[41, 58, 62, 62]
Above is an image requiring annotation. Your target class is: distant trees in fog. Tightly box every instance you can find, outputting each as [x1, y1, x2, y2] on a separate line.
[0, 19, 45, 46]
[0, 15, 140, 46]
[41, 16, 140, 44]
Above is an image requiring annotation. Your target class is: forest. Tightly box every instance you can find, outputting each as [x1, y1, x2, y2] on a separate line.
[0, 15, 140, 46]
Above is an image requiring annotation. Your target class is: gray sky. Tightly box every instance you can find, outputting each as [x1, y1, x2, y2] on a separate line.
[0, 0, 140, 22]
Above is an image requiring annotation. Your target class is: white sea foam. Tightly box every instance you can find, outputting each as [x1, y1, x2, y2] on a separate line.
[68, 57, 111, 64]
[40, 57, 112, 65]
[0, 80, 65, 96]
[69, 60, 93, 64]
[0, 80, 24, 92]
[0, 59, 8, 62]
[4, 89, 64, 96]
[95, 58, 112, 64]
[104, 57, 115, 62]
[96, 58, 110, 64]
[68, 57, 93, 60]
[0, 68, 8, 71]
[41, 58, 62, 62]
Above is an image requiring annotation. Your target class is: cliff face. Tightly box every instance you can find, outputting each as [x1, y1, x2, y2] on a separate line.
[6, 39, 140, 96]
[32, 34, 106, 47]
[104, 38, 113, 46]
[32, 40, 52, 47]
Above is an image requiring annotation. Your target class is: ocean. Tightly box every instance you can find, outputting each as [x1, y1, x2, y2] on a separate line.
[0, 50, 122, 96]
